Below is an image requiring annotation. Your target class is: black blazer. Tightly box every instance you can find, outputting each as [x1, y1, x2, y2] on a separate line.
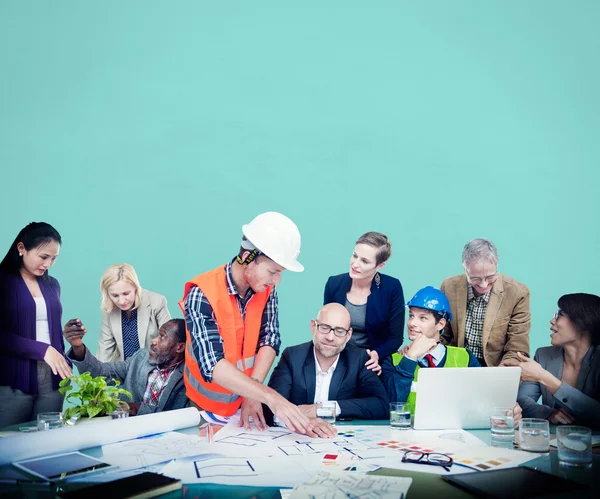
[265, 341, 389, 424]
[324, 272, 405, 359]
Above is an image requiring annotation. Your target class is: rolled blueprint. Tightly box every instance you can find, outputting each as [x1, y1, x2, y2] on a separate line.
[0, 407, 201, 466]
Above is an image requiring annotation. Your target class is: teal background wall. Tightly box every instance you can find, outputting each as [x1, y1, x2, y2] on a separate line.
[1, 2, 599, 367]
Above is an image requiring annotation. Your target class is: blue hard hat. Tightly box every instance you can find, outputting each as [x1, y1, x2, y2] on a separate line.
[406, 286, 453, 321]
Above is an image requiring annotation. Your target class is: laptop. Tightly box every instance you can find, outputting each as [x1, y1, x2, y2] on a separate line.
[413, 367, 521, 430]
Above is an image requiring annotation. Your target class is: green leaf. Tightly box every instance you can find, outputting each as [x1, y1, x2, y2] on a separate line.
[86, 404, 103, 418]
[61, 372, 132, 420]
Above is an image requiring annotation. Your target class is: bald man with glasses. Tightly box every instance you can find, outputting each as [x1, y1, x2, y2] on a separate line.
[440, 238, 531, 366]
[264, 303, 389, 429]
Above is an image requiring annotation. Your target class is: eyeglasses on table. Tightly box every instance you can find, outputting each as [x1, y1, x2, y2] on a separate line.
[401, 450, 454, 472]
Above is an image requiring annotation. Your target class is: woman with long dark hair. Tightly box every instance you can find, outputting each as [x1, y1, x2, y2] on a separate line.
[0, 222, 71, 427]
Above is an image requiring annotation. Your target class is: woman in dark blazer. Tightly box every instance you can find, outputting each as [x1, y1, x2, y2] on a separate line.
[0, 222, 72, 427]
[324, 232, 405, 375]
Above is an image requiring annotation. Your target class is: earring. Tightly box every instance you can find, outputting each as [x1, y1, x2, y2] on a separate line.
[374, 272, 381, 288]
[18, 252, 22, 256]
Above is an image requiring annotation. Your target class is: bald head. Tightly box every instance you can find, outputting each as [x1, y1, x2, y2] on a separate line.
[316, 303, 351, 329]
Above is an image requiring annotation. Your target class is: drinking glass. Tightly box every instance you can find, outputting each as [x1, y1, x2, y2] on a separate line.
[557, 426, 592, 467]
[316, 401, 336, 424]
[490, 406, 515, 448]
[519, 418, 550, 452]
[37, 412, 64, 431]
[390, 402, 411, 430]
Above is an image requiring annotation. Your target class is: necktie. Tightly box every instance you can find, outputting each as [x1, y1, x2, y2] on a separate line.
[424, 354, 436, 367]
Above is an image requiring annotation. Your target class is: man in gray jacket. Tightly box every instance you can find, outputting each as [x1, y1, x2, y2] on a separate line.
[63, 318, 188, 416]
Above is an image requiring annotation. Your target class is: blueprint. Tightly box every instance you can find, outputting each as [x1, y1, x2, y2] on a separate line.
[100, 431, 210, 469]
[288, 469, 412, 499]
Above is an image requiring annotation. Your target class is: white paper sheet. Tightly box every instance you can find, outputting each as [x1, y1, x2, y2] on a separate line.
[451, 445, 539, 472]
[161, 454, 322, 487]
[289, 469, 412, 499]
[0, 407, 201, 466]
[100, 431, 209, 469]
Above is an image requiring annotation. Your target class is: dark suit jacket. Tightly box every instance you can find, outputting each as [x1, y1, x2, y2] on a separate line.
[265, 341, 389, 424]
[324, 273, 405, 359]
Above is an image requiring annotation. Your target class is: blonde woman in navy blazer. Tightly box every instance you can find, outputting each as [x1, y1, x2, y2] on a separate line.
[324, 232, 405, 375]
[96, 264, 171, 362]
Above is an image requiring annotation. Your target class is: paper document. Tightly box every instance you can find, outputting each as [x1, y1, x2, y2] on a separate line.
[289, 469, 412, 499]
[161, 454, 322, 487]
[101, 431, 209, 469]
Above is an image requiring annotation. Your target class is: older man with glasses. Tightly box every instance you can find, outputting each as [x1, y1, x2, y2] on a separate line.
[263, 303, 389, 433]
[440, 238, 531, 366]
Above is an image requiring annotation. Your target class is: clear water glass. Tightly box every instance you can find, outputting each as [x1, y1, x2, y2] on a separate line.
[390, 402, 411, 430]
[111, 409, 129, 419]
[557, 426, 592, 467]
[316, 401, 336, 424]
[519, 418, 550, 452]
[490, 406, 515, 448]
[37, 412, 64, 431]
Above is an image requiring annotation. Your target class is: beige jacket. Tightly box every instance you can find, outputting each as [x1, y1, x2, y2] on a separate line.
[440, 273, 530, 366]
[96, 289, 171, 362]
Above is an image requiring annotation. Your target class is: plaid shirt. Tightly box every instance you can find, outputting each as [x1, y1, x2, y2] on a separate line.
[142, 360, 183, 406]
[184, 260, 280, 382]
[464, 285, 490, 361]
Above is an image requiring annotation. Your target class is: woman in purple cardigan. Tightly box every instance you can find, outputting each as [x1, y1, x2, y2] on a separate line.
[0, 222, 72, 427]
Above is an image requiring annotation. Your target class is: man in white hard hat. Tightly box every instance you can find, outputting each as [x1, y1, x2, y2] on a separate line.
[180, 212, 314, 435]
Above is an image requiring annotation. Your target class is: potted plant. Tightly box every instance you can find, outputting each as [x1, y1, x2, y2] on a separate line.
[59, 371, 133, 420]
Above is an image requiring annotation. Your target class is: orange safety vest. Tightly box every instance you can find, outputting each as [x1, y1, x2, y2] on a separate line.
[179, 265, 271, 416]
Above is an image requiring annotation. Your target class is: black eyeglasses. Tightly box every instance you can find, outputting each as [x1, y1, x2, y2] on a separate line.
[402, 451, 454, 472]
[554, 310, 564, 320]
[315, 322, 350, 337]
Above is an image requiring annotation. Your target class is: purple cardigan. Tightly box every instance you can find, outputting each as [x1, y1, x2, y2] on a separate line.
[0, 268, 66, 394]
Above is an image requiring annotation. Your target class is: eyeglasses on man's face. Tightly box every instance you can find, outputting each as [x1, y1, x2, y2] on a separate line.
[315, 322, 350, 337]
[402, 451, 454, 472]
[464, 271, 498, 285]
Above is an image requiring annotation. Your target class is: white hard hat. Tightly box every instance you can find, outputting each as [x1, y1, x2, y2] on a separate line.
[242, 212, 304, 272]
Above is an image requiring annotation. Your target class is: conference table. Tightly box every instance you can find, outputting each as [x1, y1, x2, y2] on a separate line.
[1, 419, 597, 498]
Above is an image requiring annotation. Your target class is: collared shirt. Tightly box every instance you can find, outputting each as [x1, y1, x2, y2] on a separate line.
[313, 348, 340, 404]
[142, 360, 183, 406]
[417, 343, 446, 367]
[275, 348, 341, 426]
[184, 260, 281, 382]
[121, 309, 139, 360]
[464, 285, 490, 361]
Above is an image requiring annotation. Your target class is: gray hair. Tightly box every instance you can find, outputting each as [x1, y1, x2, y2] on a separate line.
[462, 238, 498, 267]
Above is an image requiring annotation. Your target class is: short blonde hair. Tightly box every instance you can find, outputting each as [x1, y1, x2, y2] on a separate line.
[100, 263, 142, 313]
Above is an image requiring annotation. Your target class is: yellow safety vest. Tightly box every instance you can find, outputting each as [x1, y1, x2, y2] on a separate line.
[391, 346, 470, 414]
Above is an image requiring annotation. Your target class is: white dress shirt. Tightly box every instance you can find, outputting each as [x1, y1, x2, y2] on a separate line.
[313, 348, 341, 416]
[417, 343, 446, 367]
[274, 348, 342, 426]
